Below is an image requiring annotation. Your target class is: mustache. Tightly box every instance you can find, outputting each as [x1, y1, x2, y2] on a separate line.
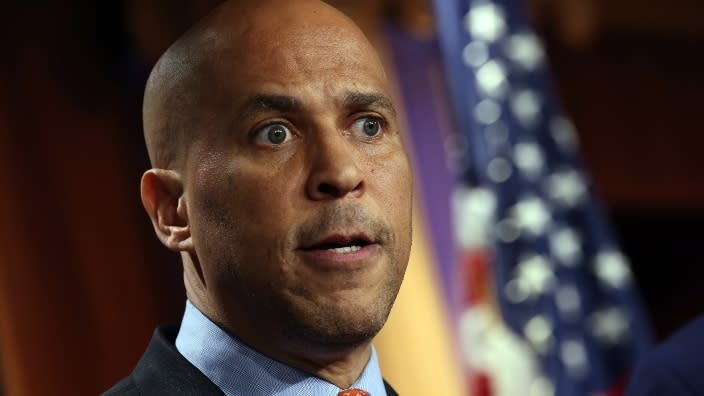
[294, 204, 394, 246]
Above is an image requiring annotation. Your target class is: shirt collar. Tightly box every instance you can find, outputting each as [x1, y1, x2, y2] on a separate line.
[175, 301, 387, 396]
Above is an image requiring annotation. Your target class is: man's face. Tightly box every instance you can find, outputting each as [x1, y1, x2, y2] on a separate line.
[181, 16, 412, 348]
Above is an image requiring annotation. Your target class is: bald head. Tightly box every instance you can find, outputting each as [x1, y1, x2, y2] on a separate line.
[142, 0, 382, 170]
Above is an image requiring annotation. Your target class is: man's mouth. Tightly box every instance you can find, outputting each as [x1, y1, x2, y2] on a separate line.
[298, 233, 381, 269]
[302, 235, 373, 253]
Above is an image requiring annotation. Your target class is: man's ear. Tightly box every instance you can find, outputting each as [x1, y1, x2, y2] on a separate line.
[140, 169, 194, 252]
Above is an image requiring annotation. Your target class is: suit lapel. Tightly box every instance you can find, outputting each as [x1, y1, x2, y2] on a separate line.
[383, 379, 399, 396]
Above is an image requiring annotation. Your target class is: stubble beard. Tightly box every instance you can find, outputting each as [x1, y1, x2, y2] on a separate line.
[215, 244, 405, 355]
[271, 205, 406, 349]
[276, 266, 404, 350]
[207, 202, 410, 354]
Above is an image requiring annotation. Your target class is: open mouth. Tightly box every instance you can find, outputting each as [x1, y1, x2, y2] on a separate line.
[302, 236, 373, 254]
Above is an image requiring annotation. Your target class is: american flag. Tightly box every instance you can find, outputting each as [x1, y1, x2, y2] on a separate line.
[430, 0, 652, 394]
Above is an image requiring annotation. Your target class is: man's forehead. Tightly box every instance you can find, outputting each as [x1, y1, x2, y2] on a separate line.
[235, 91, 397, 119]
[205, 21, 390, 116]
[216, 21, 382, 76]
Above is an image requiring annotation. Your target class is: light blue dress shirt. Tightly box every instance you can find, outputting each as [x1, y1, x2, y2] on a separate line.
[175, 301, 387, 396]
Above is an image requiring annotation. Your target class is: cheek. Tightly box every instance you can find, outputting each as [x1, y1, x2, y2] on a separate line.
[194, 149, 298, 224]
[213, 159, 306, 273]
[190, 172, 297, 291]
[370, 150, 413, 258]
[375, 151, 413, 212]
[228, 162, 302, 231]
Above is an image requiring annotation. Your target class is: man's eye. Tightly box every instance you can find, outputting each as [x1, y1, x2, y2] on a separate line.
[254, 123, 292, 145]
[351, 117, 382, 138]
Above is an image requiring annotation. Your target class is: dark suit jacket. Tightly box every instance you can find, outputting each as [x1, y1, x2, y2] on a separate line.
[103, 326, 399, 395]
[625, 315, 704, 395]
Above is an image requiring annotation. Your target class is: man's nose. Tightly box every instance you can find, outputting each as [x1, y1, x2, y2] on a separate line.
[305, 133, 364, 200]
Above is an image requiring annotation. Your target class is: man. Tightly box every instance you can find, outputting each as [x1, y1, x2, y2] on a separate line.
[625, 315, 704, 395]
[104, 0, 413, 394]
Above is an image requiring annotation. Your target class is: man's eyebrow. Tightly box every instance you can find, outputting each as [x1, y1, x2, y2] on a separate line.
[342, 92, 396, 116]
[237, 94, 302, 118]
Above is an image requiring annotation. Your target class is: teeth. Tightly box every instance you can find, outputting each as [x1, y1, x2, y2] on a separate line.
[328, 245, 362, 254]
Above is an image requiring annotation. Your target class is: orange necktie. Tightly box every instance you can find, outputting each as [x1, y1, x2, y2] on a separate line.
[337, 388, 371, 396]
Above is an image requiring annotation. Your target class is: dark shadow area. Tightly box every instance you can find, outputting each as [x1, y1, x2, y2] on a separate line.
[611, 209, 704, 340]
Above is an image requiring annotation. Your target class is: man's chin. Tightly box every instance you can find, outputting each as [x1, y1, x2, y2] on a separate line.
[296, 316, 386, 348]
[282, 298, 393, 348]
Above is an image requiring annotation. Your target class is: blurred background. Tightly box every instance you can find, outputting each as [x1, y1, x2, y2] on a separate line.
[0, 0, 702, 395]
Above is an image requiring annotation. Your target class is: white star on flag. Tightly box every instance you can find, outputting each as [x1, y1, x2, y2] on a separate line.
[594, 250, 632, 289]
[545, 169, 586, 208]
[514, 141, 545, 179]
[462, 40, 489, 68]
[509, 196, 552, 236]
[465, 1, 508, 42]
[515, 253, 556, 297]
[590, 307, 630, 345]
[560, 339, 589, 378]
[549, 116, 579, 153]
[555, 284, 582, 319]
[549, 227, 582, 266]
[476, 60, 509, 99]
[510, 89, 543, 129]
[504, 32, 545, 71]
[524, 315, 553, 354]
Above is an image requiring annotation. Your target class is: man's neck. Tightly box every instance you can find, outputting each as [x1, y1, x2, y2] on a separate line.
[187, 298, 378, 389]
[270, 340, 373, 388]
[222, 312, 374, 388]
